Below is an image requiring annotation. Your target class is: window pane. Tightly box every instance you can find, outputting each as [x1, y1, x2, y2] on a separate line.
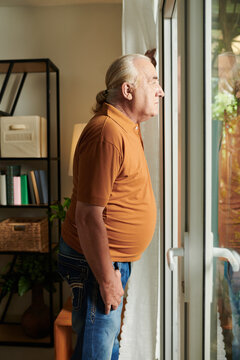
[211, 1, 240, 358]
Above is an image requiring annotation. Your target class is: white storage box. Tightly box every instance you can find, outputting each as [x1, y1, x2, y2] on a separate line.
[0, 116, 47, 158]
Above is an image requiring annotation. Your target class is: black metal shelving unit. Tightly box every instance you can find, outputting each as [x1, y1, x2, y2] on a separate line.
[0, 59, 62, 347]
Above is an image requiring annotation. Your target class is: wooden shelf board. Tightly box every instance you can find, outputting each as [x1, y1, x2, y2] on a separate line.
[0, 204, 48, 208]
[0, 157, 59, 161]
[0, 324, 50, 344]
[0, 59, 58, 74]
[0, 242, 59, 254]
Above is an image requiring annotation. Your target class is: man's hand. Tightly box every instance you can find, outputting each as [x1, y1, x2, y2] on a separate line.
[75, 201, 124, 314]
[99, 269, 124, 315]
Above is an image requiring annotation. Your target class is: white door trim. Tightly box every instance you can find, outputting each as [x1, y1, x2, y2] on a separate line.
[186, 0, 204, 358]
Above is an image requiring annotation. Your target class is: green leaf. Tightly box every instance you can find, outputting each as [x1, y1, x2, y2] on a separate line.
[50, 205, 59, 211]
[63, 197, 71, 209]
[18, 276, 31, 296]
[50, 214, 57, 222]
[212, 92, 238, 121]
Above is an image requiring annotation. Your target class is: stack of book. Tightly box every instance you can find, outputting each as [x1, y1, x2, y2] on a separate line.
[0, 165, 48, 205]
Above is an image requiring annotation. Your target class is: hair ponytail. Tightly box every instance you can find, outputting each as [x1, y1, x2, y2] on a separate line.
[93, 90, 108, 113]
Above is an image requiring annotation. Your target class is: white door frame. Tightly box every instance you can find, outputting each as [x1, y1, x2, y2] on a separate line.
[204, 0, 212, 358]
[162, 0, 187, 359]
[185, 0, 205, 358]
[161, 0, 205, 359]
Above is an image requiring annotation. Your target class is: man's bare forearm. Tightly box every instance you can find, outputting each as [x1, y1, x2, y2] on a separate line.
[75, 201, 114, 284]
[75, 201, 124, 314]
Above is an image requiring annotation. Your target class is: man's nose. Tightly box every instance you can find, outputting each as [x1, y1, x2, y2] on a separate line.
[157, 85, 165, 98]
[159, 86, 165, 97]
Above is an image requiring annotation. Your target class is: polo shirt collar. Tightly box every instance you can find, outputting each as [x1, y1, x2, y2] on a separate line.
[100, 102, 138, 133]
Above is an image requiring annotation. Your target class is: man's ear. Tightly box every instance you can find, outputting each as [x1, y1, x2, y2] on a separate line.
[121, 82, 133, 100]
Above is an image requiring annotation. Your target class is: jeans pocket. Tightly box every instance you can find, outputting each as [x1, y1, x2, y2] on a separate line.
[58, 253, 89, 310]
[113, 262, 131, 290]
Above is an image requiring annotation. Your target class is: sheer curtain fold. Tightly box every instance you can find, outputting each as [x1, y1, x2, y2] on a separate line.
[120, 1, 160, 359]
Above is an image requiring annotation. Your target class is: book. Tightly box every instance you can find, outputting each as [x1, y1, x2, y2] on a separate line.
[30, 170, 40, 205]
[0, 174, 7, 205]
[13, 176, 21, 205]
[34, 170, 44, 204]
[21, 174, 29, 205]
[41, 117, 47, 157]
[39, 170, 48, 204]
[6, 165, 20, 205]
[27, 171, 36, 204]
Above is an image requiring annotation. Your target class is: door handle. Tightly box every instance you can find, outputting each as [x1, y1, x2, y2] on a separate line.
[167, 233, 240, 305]
[167, 247, 184, 271]
[166, 233, 189, 301]
[213, 247, 240, 272]
[167, 244, 240, 272]
[207, 233, 240, 303]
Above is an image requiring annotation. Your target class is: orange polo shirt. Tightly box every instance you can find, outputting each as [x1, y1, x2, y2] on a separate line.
[61, 103, 156, 261]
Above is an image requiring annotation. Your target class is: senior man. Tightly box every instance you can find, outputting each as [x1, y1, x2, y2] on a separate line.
[58, 53, 164, 360]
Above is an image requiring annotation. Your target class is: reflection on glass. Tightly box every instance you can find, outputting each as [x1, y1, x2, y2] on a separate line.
[211, 0, 240, 359]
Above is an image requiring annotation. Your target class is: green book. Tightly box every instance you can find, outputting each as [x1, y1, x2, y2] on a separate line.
[21, 174, 29, 205]
[6, 165, 21, 205]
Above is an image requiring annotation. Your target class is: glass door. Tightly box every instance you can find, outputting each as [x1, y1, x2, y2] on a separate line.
[163, 0, 240, 359]
[164, 0, 205, 358]
[205, 0, 240, 359]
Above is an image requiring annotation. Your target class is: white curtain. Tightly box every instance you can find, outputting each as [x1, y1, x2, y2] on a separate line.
[120, 1, 160, 359]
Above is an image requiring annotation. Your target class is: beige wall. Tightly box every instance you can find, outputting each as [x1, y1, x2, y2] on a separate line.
[0, 4, 121, 359]
[0, 4, 122, 198]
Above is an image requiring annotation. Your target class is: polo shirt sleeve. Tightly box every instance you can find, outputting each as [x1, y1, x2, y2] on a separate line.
[76, 139, 122, 207]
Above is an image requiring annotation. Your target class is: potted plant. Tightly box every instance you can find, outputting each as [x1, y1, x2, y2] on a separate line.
[0, 197, 71, 338]
[212, 92, 238, 123]
[48, 197, 71, 222]
[0, 252, 59, 338]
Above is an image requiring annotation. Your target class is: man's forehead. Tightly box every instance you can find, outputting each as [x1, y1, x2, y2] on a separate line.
[141, 67, 158, 82]
[134, 58, 157, 80]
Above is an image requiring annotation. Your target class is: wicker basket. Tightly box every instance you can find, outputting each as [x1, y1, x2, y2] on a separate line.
[0, 217, 49, 253]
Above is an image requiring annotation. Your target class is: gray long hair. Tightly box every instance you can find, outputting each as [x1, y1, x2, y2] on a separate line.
[93, 54, 150, 113]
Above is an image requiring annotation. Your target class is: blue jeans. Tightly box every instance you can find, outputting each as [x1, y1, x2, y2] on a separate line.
[58, 237, 131, 360]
